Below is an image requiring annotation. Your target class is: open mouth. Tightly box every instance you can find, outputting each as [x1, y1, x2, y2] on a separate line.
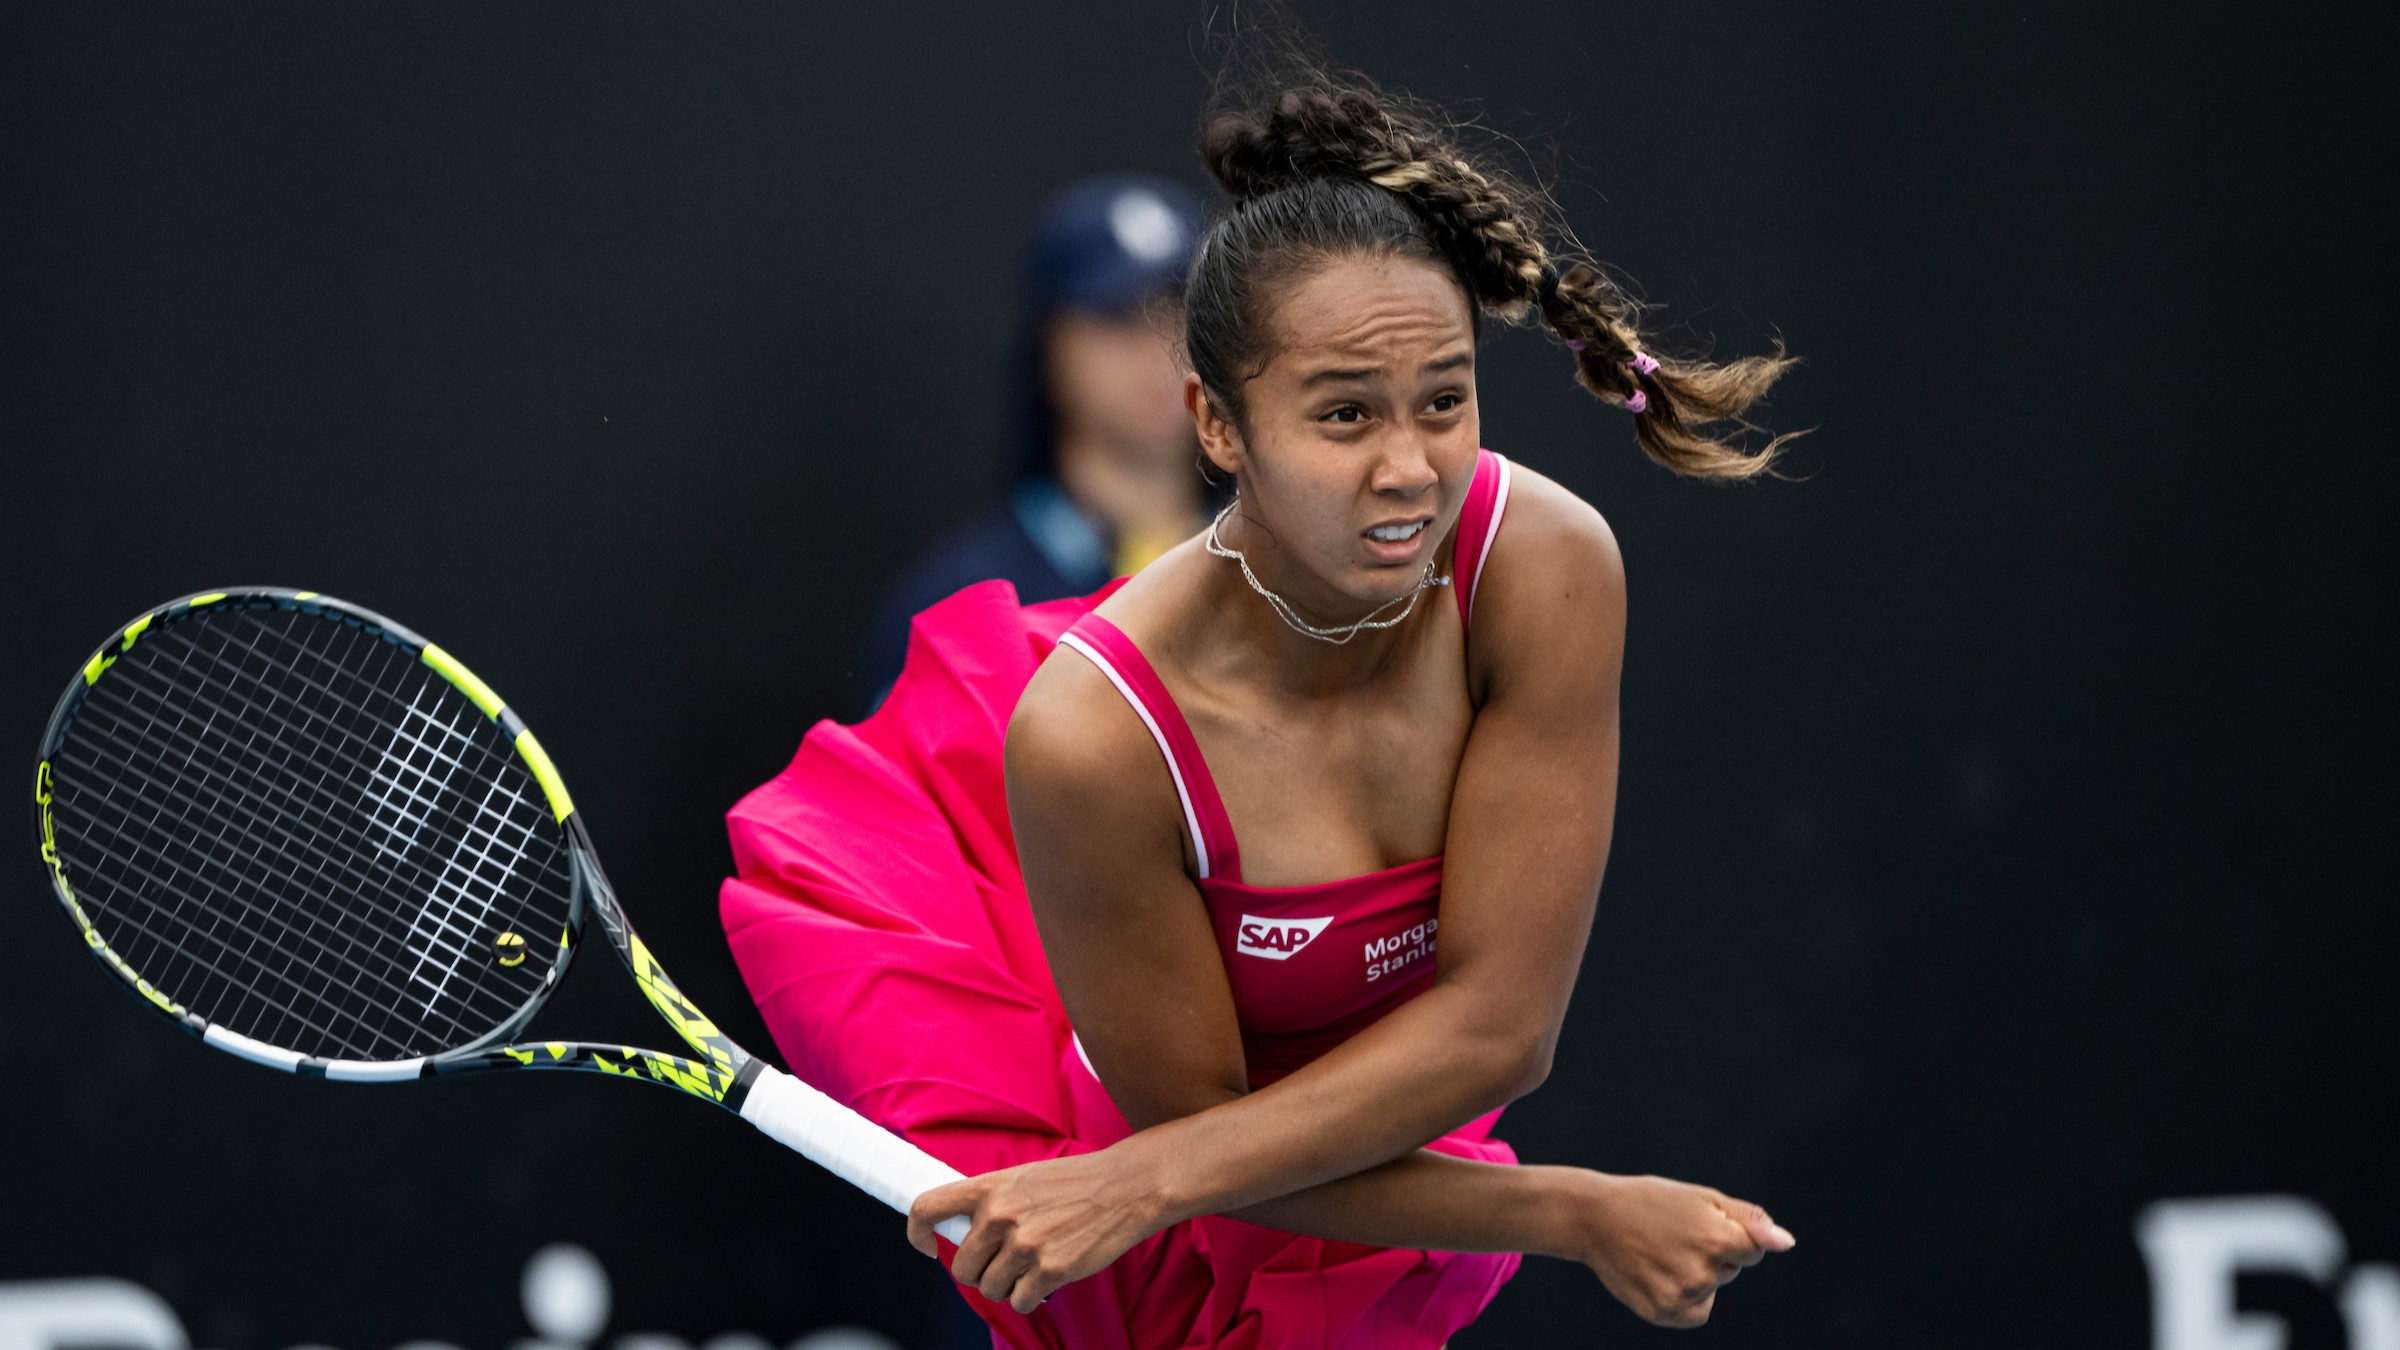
[1365, 519, 1429, 544]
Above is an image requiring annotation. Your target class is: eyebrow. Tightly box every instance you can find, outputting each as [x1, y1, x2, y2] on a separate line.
[1299, 351, 1475, 387]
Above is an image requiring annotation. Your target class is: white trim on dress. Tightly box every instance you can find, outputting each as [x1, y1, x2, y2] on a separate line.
[1057, 632, 1213, 880]
[1465, 455, 1513, 622]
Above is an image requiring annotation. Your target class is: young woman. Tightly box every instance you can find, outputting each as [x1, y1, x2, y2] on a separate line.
[723, 70, 1797, 1348]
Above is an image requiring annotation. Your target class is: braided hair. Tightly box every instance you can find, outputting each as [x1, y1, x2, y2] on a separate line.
[1187, 78, 1796, 479]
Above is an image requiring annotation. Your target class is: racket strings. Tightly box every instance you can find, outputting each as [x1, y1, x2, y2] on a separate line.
[64, 612, 555, 1056]
[59, 619, 497, 1057]
[72, 632, 481, 1015]
[76, 623, 473, 1036]
[70, 647, 516, 1053]
[174, 611, 562, 1049]
[222, 613, 572, 1031]
[49, 606, 574, 1061]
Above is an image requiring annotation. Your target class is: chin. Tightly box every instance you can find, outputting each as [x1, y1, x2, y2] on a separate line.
[1342, 571, 1426, 607]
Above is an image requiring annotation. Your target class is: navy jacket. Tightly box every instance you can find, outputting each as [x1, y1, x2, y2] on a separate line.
[857, 478, 1112, 711]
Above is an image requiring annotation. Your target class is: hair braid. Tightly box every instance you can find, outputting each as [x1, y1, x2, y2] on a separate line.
[1206, 88, 1551, 318]
[1192, 70, 1799, 479]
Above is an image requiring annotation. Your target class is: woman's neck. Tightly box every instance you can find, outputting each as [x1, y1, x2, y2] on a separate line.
[1183, 509, 1449, 701]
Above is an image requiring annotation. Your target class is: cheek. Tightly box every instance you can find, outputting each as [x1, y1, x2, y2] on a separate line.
[1444, 424, 1482, 474]
[1431, 400, 1481, 463]
[1244, 447, 1355, 550]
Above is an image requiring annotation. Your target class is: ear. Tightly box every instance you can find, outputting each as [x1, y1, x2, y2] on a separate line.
[1185, 372, 1246, 477]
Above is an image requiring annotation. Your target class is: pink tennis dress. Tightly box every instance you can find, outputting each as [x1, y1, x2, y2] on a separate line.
[722, 452, 1519, 1348]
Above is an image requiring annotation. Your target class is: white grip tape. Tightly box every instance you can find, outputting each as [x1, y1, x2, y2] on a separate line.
[739, 1064, 973, 1244]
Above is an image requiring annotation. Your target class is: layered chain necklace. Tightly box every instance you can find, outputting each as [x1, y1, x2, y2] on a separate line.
[1204, 498, 1449, 644]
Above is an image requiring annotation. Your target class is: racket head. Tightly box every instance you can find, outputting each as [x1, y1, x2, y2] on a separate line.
[34, 589, 587, 1076]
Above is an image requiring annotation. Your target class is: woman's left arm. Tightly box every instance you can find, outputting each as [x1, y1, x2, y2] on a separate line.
[914, 470, 1638, 1270]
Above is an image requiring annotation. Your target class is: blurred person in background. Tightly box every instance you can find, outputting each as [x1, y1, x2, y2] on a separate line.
[858, 176, 1209, 709]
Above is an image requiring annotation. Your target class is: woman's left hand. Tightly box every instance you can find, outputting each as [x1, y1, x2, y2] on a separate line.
[907, 1147, 1172, 1313]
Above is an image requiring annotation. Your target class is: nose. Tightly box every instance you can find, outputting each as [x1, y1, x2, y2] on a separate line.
[1369, 429, 1440, 499]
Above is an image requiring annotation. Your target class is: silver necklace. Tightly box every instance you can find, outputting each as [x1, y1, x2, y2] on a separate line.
[1204, 497, 1449, 645]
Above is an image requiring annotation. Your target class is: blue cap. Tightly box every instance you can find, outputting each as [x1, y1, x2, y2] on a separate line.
[1021, 176, 1205, 318]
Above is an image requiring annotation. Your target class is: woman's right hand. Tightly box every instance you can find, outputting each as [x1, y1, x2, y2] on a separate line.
[907, 1145, 1176, 1314]
[1558, 1171, 1796, 1327]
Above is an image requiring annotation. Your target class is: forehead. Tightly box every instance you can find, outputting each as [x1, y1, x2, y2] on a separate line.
[1262, 254, 1472, 372]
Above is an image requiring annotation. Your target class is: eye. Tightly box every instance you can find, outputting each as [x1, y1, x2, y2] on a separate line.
[1427, 393, 1464, 414]
[1322, 405, 1367, 424]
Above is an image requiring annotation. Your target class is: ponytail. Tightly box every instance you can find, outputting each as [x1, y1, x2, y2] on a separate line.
[1189, 75, 1798, 479]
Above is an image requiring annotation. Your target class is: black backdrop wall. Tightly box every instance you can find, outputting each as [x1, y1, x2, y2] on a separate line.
[3, 4, 2391, 1348]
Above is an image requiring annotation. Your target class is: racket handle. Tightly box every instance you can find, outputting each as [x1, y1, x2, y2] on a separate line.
[739, 1063, 974, 1245]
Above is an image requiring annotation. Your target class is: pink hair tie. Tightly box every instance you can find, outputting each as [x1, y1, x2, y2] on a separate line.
[1624, 351, 1658, 414]
[1565, 338, 1586, 351]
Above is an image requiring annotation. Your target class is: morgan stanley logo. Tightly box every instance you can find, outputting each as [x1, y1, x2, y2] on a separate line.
[1236, 915, 1333, 960]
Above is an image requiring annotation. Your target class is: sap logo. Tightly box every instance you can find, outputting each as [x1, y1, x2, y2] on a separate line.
[1236, 915, 1333, 960]
[2138, 1196, 2399, 1350]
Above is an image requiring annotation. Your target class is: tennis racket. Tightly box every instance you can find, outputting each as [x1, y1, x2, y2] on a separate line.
[33, 587, 970, 1244]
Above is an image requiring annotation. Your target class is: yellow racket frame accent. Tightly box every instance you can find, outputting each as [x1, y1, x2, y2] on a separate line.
[421, 644, 505, 718]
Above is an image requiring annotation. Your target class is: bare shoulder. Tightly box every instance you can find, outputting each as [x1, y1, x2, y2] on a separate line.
[1006, 639, 1183, 847]
[1475, 461, 1626, 655]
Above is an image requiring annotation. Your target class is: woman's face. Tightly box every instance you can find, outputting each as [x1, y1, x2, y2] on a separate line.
[1190, 252, 1481, 619]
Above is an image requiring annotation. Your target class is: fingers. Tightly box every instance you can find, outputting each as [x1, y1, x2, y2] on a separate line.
[1009, 1260, 1065, 1314]
[907, 1180, 978, 1260]
[1624, 1186, 1797, 1329]
[912, 1181, 1009, 1292]
[1645, 1284, 1718, 1329]
[906, 1172, 1078, 1316]
[927, 1201, 1053, 1314]
[1719, 1237, 1767, 1272]
[1714, 1193, 1797, 1254]
[977, 1237, 1036, 1306]
[961, 1220, 1061, 1314]
[948, 1219, 1004, 1291]
[1623, 1251, 1740, 1327]
[964, 1231, 1068, 1314]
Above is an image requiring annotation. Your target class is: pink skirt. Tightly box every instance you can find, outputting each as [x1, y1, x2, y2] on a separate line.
[720, 580, 1520, 1349]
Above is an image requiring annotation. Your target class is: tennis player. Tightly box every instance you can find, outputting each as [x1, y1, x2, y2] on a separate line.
[723, 64, 1796, 1346]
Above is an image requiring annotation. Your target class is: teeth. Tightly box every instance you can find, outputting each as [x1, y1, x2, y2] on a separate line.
[1368, 521, 1426, 543]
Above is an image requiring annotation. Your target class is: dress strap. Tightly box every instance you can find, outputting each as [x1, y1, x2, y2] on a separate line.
[1451, 449, 1513, 635]
[1057, 615, 1243, 883]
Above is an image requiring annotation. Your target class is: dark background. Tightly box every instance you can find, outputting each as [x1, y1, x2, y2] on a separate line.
[3, 2, 2391, 1347]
